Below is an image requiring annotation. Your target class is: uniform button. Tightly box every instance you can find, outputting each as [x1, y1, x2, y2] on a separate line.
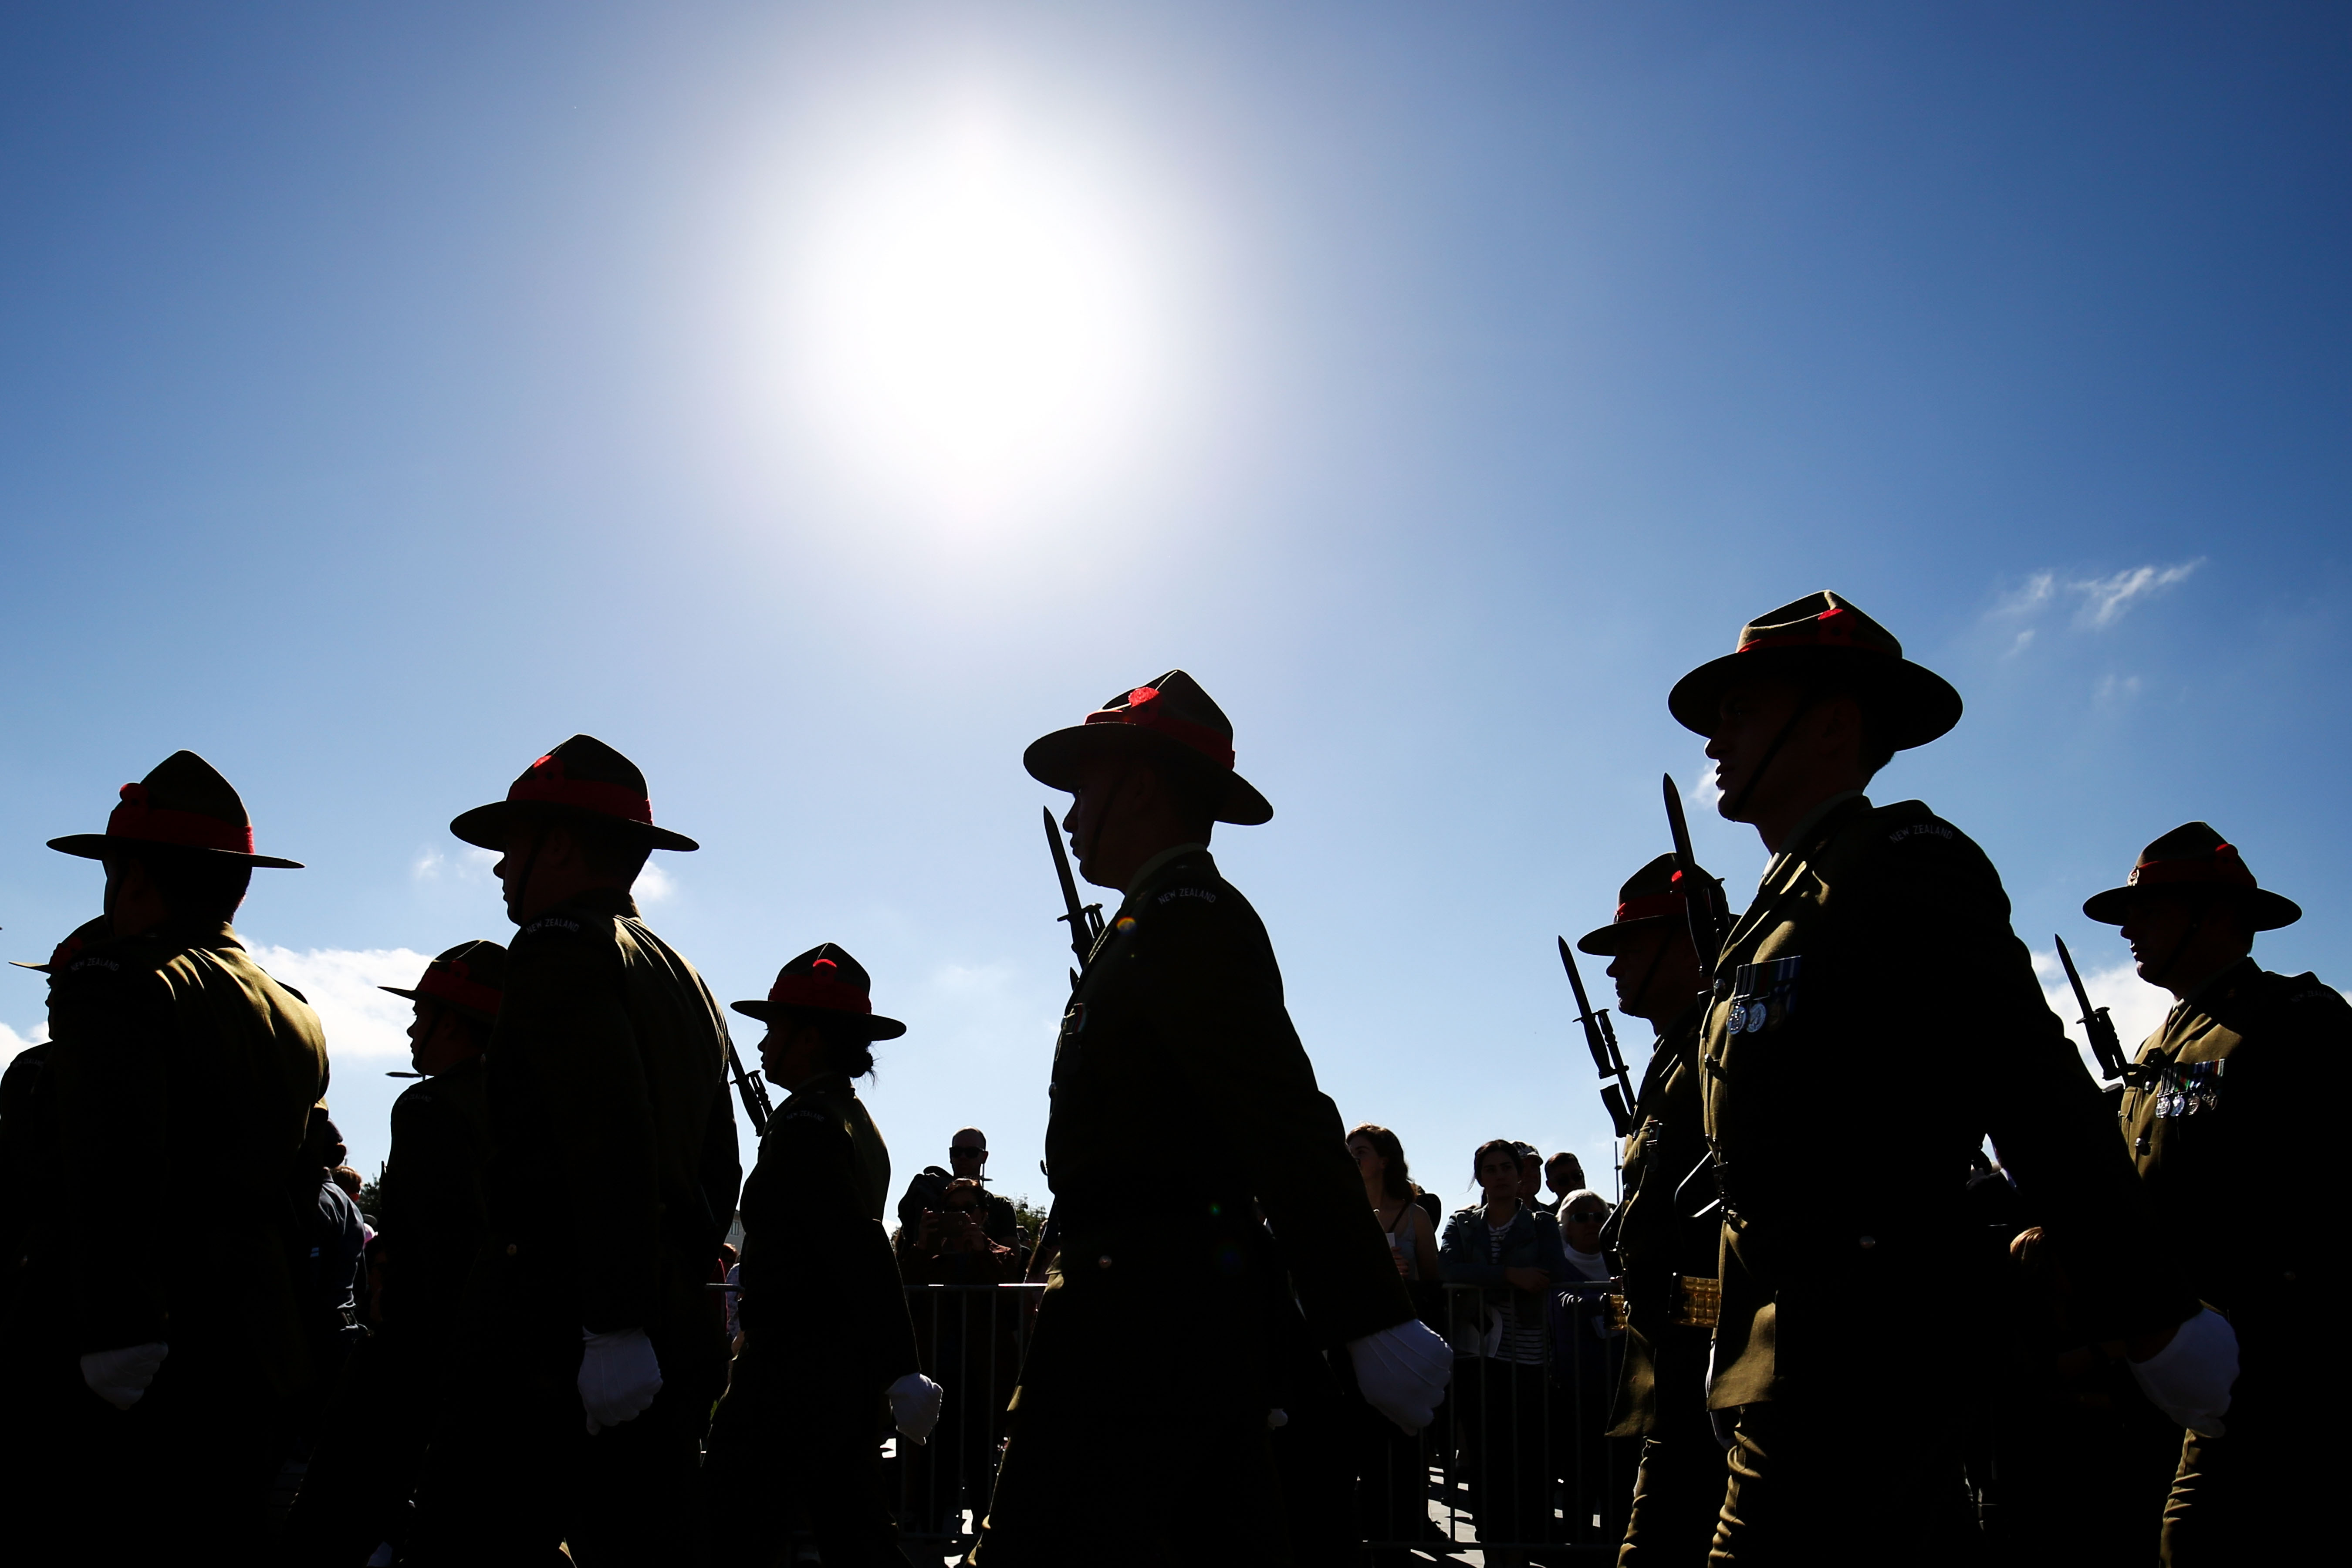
[1097, 1255, 1113, 1270]
[1858, 1236, 1877, 1250]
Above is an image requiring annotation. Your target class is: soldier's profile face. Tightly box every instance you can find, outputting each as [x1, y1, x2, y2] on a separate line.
[1706, 678, 1804, 820]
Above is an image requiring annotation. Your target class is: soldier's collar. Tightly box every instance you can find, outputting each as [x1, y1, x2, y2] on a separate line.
[2181, 954, 2260, 1010]
[554, 885, 641, 921]
[1119, 841, 1211, 909]
[1761, 791, 1870, 882]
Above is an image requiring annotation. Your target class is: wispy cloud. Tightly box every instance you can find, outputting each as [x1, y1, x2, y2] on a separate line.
[1990, 560, 2203, 634]
[636, 862, 678, 905]
[412, 847, 499, 884]
[2074, 561, 2203, 629]
[244, 943, 433, 1061]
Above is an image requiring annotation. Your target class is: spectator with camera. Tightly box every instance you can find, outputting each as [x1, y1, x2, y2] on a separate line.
[896, 1128, 1021, 1266]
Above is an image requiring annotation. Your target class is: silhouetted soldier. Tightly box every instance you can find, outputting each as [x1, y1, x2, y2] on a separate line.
[970, 672, 1450, 1568]
[412, 737, 738, 1567]
[1576, 855, 1717, 1565]
[1666, 595, 2218, 1562]
[282, 940, 505, 1565]
[27, 751, 325, 1563]
[703, 944, 941, 1567]
[2082, 824, 2338, 1561]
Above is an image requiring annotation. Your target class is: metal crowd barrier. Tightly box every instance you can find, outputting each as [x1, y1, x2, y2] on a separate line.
[1368, 1280, 1632, 1559]
[886, 1278, 1634, 1562]
[892, 1281, 1044, 1553]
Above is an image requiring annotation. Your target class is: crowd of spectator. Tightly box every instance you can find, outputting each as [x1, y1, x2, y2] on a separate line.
[180, 1096, 1619, 1563]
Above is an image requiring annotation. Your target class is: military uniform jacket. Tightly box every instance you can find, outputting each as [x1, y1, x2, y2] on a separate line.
[1700, 796, 2193, 1409]
[377, 1055, 493, 1345]
[2122, 958, 2344, 1372]
[484, 888, 740, 1364]
[1607, 1003, 1712, 1438]
[42, 920, 329, 1397]
[731, 1073, 918, 1400]
[1023, 845, 1411, 1419]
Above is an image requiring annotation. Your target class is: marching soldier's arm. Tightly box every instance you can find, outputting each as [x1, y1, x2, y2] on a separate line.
[497, 920, 661, 1332]
[382, 1086, 493, 1321]
[1866, 827, 2197, 1340]
[47, 950, 176, 1351]
[748, 1106, 919, 1383]
[1146, 893, 1412, 1346]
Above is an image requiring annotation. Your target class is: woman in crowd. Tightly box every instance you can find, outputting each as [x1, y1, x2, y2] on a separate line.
[1345, 1124, 1443, 1558]
[1440, 1138, 1569, 1564]
[1348, 1124, 1440, 1285]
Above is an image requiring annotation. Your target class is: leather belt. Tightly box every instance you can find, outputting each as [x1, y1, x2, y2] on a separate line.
[1669, 1274, 1721, 1328]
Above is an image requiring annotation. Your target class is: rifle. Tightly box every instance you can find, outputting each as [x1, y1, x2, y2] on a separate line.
[726, 1037, 772, 1137]
[2053, 934, 2130, 1083]
[1043, 805, 1105, 988]
[1661, 773, 1731, 988]
[1558, 936, 1636, 1138]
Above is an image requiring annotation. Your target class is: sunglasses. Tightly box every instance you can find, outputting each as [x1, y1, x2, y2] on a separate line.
[950, 1146, 987, 1158]
[1565, 1210, 1608, 1223]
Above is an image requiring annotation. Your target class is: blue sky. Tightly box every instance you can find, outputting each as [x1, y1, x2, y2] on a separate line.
[3, 3, 2345, 1200]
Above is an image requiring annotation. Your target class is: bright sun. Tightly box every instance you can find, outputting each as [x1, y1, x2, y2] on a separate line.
[792, 106, 1175, 519]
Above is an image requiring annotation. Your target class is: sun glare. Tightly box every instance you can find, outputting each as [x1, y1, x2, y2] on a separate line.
[792, 105, 1176, 520]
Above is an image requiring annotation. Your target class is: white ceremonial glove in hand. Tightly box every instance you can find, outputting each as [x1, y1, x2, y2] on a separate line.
[80, 1342, 169, 1411]
[1347, 1318, 1453, 1433]
[2129, 1306, 2239, 1438]
[887, 1372, 944, 1445]
[579, 1327, 664, 1435]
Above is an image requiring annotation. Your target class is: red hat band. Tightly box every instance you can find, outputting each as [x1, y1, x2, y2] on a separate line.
[104, 782, 255, 855]
[767, 972, 873, 1015]
[416, 960, 504, 1017]
[1614, 892, 1686, 925]
[2128, 845, 2256, 892]
[507, 755, 655, 825]
[1081, 686, 1237, 771]
[1737, 605, 1883, 656]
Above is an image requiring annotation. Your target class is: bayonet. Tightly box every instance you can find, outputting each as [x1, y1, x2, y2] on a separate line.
[726, 1036, 772, 1137]
[1044, 805, 1105, 974]
[1559, 936, 1636, 1138]
[1662, 773, 1730, 987]
[2054, 934, 2131, 1084]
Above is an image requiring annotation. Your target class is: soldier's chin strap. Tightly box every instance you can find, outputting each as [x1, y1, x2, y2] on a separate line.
[1719, 689, 1824, 822]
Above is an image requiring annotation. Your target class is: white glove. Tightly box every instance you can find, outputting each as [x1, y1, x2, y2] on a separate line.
[1347, 1318, 1452, 1433]
[2128, 1306, 2239, 1438]
[887, 1371, 944, 1444]
[579, 1327, 663, 1434]
[80, 1342, 169, 1410]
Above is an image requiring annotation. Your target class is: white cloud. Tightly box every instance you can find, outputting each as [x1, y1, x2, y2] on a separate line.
[1988, 560, 2203, 636]
[243, 944, 434, 1061]
[2, 1019, 50, 1067]
[635, 862, 678, 905]
[2031, 948, 2172, 1081]
[2094, 673, 2144, 703]
[2074, 561, 2202, 629]
[412, 847, 498, 884]
[1992, 571, 2057, 617]
[1683, 757, 1719, 810]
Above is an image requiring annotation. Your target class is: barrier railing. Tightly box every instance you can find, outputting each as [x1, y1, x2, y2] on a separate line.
[887, 1278, 1634, 1561]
